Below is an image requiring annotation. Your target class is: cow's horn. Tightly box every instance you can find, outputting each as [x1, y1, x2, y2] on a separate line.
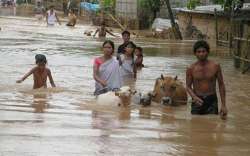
[161, 74, 164, 80]
[174, 75, 178, 80]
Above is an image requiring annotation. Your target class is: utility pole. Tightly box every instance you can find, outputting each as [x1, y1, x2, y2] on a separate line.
[164, 0, 182, 40]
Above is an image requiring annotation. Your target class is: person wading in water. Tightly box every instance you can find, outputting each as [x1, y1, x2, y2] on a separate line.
[186, 40, 227, 119]
[93, 22, 117, 38]
[46, 5, 61, 26]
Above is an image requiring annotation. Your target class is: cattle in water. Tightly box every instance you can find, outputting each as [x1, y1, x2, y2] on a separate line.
[96, 86, 136, 107]
[148, 75, 188, 106]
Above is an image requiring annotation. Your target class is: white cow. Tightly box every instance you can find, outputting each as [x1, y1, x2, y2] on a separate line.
[96, 86, 134, 107]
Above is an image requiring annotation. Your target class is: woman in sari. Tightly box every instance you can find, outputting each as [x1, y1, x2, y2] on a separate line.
[93, 40, 122, 95]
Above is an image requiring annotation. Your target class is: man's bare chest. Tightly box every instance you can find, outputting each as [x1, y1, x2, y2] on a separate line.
[192, 66, 217, 81]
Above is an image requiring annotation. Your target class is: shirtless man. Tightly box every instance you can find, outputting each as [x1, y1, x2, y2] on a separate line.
[66, 9, 77, 27]
[34, 1, 45, 20]
[16, 54, 56, 89]
[186, 40, 227, 119]
[93, 22, 116, 38]
[46, 5, 61, 26]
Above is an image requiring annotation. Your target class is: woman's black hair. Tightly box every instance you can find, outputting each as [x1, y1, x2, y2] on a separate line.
[35, 54, 47, 64]
[102, 40, 115, 53]
[193, 40, 210, 53]
[125, 41, 136, 66]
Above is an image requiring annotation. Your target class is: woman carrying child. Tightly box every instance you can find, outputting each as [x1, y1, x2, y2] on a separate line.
[118, 41, 137, 85]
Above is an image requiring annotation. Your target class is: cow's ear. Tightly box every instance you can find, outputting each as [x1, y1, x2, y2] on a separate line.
[161, 74, 164, 80]
[174, 75, 178, 80]
[148, 91, 156, 97]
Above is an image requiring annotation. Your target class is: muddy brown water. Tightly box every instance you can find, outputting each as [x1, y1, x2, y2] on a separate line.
[0, 16, 250, 156]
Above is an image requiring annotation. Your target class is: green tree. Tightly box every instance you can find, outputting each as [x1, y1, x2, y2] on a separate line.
[139, 0, 163, 20]
[212, 0, 242, 11]
[100, 0, 116, 13]
[187, 0, 201, 10]
[103, 0, 115, 8]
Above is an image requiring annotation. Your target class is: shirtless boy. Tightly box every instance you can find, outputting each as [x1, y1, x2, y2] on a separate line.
[16, 54, 56, 89]
[93, 22, 116, 38]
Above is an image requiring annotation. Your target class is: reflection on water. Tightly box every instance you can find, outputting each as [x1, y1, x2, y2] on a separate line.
[0, 16, 250, 156]
[32, 94, 48, 113]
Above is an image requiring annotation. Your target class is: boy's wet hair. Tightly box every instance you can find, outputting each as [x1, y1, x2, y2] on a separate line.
[122, 30, 130, 36]
[35, 54, 47, 64]
[193, 40, 210, 53]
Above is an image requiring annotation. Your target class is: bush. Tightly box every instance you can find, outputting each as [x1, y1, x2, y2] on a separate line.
[187, 0, 200, 10]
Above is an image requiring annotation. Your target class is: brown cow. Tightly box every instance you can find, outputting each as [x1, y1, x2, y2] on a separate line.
[151, 75, 188, 106]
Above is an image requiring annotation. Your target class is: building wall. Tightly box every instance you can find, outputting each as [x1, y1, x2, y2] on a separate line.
[115, 0, 137, 19]
[115, 0, 138, 29]
[177, 12, 230, 45]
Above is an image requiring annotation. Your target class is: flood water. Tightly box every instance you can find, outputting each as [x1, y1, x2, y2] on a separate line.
[0, 16, 250, 156]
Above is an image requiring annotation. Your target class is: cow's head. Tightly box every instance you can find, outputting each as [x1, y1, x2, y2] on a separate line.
[115, 86, 136, 107]
[139, 91, 155, 106]
[153, 74, 185, 106]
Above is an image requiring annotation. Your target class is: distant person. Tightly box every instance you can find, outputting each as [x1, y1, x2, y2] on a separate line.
[13, 0, 16, 16]
[186, 40, 227, 119]
[134, 47, 144, 69]
[93, 40, 122, 95]
[119, 41, 137, 81]
[6, 0, 11, 7]
[67, 0, 71, 11]
[34, 1, 45, 20]
[62, 0, 68, 16]
[46, 5, 61, 26]
[16, 54, 56, 89]
[66, 9, 77, 27]
[93, 22, 117, 38]
[117, 30, 135, 55]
